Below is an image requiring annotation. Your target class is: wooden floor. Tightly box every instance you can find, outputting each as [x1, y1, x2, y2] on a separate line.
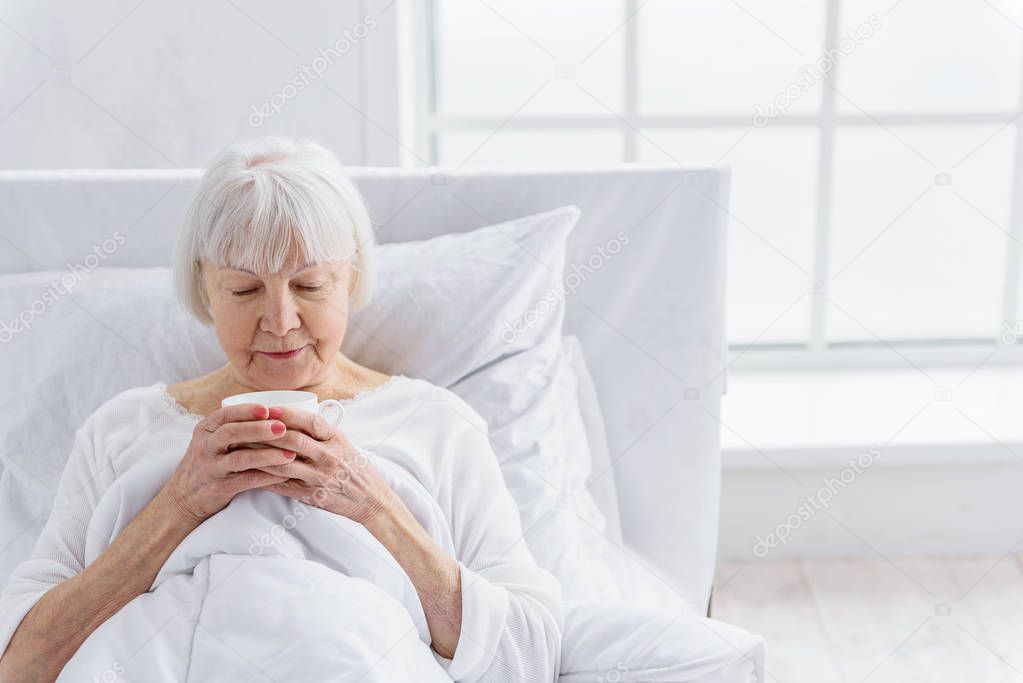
[712, 557, 1023, 683]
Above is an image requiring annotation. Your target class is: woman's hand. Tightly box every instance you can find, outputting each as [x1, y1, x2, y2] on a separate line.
[254, 407, 400, 526]
[255, 406, 464, 658]
[163, 403, 298, 523]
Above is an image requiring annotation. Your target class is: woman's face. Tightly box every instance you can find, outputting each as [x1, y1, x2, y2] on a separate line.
[202, 250, 353, 391]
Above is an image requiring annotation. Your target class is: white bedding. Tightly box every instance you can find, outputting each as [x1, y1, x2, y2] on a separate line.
[79, 469, 460, 681]
[64, 472, 454, 682]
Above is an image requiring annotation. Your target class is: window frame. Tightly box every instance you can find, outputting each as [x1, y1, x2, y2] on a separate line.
[411, 0, 1023, 371]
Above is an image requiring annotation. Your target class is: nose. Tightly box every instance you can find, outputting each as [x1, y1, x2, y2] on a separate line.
[259, 286, 302, 337]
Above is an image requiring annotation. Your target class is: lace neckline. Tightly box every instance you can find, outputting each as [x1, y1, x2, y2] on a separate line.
[157, 374, 408, 422]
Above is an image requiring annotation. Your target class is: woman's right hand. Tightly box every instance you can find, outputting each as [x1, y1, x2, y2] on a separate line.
[0, 403, 296, 682]
[163, 403, 296, 524]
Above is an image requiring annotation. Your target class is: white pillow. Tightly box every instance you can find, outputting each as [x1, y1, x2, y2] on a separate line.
[341, 206, 579, 385]
[563, 334, 623, 544]
[0, 205, 585, 587]
[450, 335, 621, 604]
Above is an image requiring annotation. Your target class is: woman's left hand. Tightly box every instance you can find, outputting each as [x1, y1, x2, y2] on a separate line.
[254, 406, 399, 526]
[255, 405, 463, 658]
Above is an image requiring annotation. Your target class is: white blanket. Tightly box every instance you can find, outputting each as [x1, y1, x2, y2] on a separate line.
[60, 455, 458, 682]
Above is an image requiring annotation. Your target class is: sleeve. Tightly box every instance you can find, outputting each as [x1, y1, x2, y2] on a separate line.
[429, 409, 563, 683]
[0, 416, 110, 658]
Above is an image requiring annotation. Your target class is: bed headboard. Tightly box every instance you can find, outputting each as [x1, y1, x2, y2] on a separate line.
[0, 165, 730, 610]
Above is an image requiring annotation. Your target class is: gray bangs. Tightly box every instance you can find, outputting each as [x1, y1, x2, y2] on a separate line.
[199, 170, 358, 276]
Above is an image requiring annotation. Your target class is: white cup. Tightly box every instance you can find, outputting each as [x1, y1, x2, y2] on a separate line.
[221, 390, 344, 450]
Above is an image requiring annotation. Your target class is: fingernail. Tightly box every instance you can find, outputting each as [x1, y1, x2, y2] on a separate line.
[282, 450, 295, 459]
[270, 421, 286, 435]
[253, 405, 268, 419]
[268, 406, 283, 419]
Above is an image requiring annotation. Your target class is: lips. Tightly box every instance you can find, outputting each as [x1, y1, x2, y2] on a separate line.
[260, 346, 305, 360]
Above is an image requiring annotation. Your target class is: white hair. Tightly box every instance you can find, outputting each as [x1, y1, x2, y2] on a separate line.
[173, 136, 375, 325]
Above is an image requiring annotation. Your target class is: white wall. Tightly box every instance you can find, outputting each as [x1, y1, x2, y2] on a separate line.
[0, 0, 403, 169]
[716, 366, 1023, 560]
[719, 449, 1023, 561]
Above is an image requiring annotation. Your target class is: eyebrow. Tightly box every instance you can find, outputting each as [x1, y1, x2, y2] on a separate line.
[225, 262, 318, 277]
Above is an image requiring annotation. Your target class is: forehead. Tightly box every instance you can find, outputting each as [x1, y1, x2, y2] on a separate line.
[210, 259, 346, 279]
[223, 261, 316, 277]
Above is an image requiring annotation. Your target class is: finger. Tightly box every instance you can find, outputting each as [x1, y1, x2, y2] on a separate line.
[274, 405, 337, 442]
[227, 469, 289, 494]
[210, 419, 288, 454]
[223, 447, 296, 473]
[252, 459, 318, 481]
[268, 429, 327, 463]
[197, 403, 273, 437]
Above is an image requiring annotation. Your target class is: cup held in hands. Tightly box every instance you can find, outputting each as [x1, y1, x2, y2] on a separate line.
[221, 390, 345, 451]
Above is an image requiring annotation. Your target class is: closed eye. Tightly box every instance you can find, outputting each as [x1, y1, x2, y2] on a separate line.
[229, 283, 324, 296]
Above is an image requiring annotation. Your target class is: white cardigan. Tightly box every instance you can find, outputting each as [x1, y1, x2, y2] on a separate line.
[0, 375, 562, 681]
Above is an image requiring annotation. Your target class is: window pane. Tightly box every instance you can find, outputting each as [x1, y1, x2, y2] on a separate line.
[638, 1, 826, 116]
[434, 0, 623, 116]
[436, 129, 623, 167]
[837, 0, 1023, 113]
[636, 127, 819, 345]
[828, 125, 1016, 342]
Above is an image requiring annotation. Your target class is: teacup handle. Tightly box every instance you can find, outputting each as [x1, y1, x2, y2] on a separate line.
[317, 399, 345, 427]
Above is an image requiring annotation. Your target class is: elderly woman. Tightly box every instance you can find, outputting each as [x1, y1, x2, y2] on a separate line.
[0, 138, 562, 682]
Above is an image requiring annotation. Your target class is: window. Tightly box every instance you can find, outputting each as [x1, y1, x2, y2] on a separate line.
[415, 0, 1023, 368]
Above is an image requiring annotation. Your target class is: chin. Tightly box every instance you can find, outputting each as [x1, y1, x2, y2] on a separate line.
[246, 361, 307, 388]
